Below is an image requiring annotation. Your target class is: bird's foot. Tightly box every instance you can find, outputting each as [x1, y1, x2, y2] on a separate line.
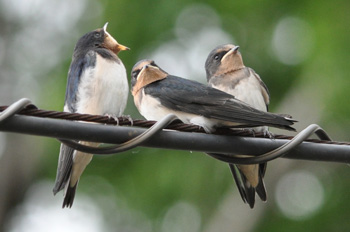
[120, 115, 134, 126]
[243, 128, 256, 137]
[264, 130, 275, 139]
[104, 113, 119, 125]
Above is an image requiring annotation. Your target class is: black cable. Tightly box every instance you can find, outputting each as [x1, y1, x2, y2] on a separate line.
[58, 114, 178, 154]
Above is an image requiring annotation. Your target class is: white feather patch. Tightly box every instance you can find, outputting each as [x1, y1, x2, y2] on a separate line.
[75, 53, 128, 116]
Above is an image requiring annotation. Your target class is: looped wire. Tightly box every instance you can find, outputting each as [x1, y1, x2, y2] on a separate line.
[207, 124, 332, 164]
[0, 98, 33, 123]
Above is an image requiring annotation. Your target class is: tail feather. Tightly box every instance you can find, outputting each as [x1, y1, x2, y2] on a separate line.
[267, 115, 297, 131]
[53, 144, 75, 195]
[53, 165, 72, 195]
[62, 182, 78, 208]
[228, 163, 267, 208]
[256, 179, 267, 202]
[259, 163, 267, 177]
[256, 163, 267, 201]
[229, 164, 247, 204]
[240, 172, 256, 209]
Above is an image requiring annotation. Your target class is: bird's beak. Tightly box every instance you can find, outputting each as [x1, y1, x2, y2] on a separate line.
[233, 45, 240, 52]
[102, 22, 130, 54]
[144, 64, 158, 70]
[222, 46, 240, 61]
[136, 65, 148, 80]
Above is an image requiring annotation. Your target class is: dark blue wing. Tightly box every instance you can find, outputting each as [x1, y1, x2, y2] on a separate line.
[64, 51, 97, 112]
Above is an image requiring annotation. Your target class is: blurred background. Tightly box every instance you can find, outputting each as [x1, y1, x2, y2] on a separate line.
[0, 0, 349, 231]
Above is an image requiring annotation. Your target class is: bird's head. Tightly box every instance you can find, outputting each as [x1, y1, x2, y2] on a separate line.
[75, 22, 129, 55]
[131, 59, 168, 96]
[205, 44, 244, 80]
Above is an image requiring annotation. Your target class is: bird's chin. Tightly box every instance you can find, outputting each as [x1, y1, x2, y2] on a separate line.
[113, 44, 130, 54]
[111, 46, 121, 55]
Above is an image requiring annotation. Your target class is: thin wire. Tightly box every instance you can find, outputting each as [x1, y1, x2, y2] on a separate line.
[207, 124, 332, 164]
[0, 98, 33, 123]
[59, 114, 179, 154]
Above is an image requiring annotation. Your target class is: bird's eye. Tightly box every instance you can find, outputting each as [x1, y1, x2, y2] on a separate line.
[214, 55, 220, 60]
[132, 70, 140, 79]
[94, 32, 101, 38]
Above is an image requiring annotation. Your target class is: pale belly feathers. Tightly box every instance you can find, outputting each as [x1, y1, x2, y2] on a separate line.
[74, 54, 128, 117]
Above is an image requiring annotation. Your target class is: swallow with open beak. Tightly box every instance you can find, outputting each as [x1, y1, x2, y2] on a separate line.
[53, 23, 129, 208]
[205, 44, 273, 208]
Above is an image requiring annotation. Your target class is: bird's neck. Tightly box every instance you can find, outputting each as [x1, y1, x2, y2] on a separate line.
[221, 66, 246, 76]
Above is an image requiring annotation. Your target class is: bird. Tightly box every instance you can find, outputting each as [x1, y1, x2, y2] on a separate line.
[130, 60, 296, 193]
[53, 23, 129, 208]
[205, 44, 272, 208]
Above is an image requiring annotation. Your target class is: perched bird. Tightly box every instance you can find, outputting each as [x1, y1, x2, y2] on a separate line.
[205, 44, 271, 208]
[53, 23, 129, 208]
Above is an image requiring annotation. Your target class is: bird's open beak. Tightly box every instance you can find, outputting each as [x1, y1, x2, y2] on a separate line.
[102, 22, 130, 54]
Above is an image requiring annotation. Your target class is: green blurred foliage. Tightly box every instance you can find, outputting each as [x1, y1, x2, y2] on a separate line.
[258, 168, 350, 231]
[34, 0, 350, 231]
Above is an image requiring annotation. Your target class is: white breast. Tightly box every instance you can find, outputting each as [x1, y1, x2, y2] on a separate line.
[215, 73, 267, 113]
[75, 54, 128, 116]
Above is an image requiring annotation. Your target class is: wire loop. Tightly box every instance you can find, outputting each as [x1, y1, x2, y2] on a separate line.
[207, 124, 332, 164]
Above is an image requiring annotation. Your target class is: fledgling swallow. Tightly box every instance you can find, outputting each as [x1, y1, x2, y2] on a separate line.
[53, 23, 129, 208]
[205, 44, 271, 208]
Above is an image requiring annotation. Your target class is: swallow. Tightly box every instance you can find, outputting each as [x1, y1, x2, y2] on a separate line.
[205, 44, 272, 208]
[53, 23, 129, 208]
